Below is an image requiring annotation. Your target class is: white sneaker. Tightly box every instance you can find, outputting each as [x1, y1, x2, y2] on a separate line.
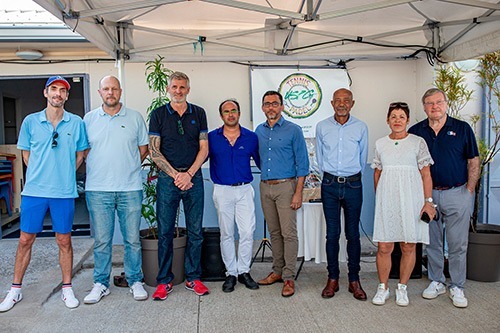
[83, 283, 110, 304]
[61, 287, 79, 309]
[422, 281, 446, 299]
[0, 289, 23, 312]
[396, 283, 409, 307]
[130, 282, 148, 301]
[449, 286, 468, 308]
[372, 283, 390, 305]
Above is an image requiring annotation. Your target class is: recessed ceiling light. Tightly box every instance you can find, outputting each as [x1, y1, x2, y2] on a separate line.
[16, 50, 44, 60]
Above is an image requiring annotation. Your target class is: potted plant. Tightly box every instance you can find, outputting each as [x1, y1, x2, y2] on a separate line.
[465, 52, 500, 282]
[436, 53, 500, 282]
[140, 55, 186, 286]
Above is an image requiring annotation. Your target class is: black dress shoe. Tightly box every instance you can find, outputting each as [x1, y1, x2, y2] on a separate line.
[222, 275, 237, 293]
[238, 273, 259, 290]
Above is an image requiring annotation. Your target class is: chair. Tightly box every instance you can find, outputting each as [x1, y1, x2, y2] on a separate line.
[0, 181, 12, 216]
[0, 160, 13, 216]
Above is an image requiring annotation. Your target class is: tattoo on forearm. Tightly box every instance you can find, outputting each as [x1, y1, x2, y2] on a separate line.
[199, 132, 208, 140]
[149, 135, 176, 177]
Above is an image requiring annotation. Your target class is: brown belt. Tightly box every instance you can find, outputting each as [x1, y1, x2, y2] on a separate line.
[261, 177, 295, 185]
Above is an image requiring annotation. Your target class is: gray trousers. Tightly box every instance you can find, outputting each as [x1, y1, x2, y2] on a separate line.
[428, 185, 473, 289]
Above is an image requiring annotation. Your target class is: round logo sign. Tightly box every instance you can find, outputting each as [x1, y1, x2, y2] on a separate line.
[279, 73, 322, 119]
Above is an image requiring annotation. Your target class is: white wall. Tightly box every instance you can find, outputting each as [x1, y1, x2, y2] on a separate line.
[1, 59, 446, 237]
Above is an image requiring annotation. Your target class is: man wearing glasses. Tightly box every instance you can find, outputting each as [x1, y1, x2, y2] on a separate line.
[208, 99, 260, 293]
[83, 76, 149, 304]
[409, 88, 479, 308]
[0, 76, 88, 312]
[256, 91, 309, 297]
[315, 88, 368, 301]
[149, 72, 209, 300]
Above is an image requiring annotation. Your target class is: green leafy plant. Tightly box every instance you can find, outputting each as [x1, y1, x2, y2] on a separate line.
[145, 55, 174, 120]
[434, 65, 474, 118]
[470, 51, 500, 229]
[142, 55, 174, 238]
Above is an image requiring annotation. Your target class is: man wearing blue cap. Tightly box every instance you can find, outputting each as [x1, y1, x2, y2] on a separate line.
[0, 76, 89, 312]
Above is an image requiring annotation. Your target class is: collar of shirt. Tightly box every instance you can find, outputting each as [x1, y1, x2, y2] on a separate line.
[166, 102, 192, 115]
[263, 115, 284, 128]
[98, 104, 127, 117]
[39, 109, 70, 124]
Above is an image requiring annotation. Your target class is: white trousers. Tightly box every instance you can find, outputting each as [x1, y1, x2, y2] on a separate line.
[212, 184, 256, 276]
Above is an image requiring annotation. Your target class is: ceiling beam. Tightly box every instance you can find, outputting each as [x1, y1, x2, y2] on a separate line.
[438, 0, 500, 10]
[201, 0, 304, 20]
[75, 0, 183, 19]
[320, 0, 417, 20]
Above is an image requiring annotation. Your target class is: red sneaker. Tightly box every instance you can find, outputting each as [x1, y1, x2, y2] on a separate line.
[185, 280, 210, 296]
[152, 283, 173, 301]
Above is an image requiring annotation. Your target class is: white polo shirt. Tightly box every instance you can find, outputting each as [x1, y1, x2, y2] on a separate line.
[84, 105, 149, 192]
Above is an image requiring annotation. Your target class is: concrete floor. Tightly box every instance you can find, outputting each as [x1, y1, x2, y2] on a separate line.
[0, 238, 498, 333]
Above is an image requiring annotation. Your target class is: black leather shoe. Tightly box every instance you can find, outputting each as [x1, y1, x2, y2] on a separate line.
[238, 273, 259, 290]
[222, 275, 237, 293]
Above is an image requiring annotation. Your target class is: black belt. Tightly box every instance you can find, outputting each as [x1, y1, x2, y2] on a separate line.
[433, 183, 464, 191]
[231, 182, 250, 187]
[175, 167, 189, 172]
[324, 172, 361, 184]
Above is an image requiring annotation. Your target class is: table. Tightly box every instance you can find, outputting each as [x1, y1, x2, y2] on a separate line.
[297, 202, 347, 264]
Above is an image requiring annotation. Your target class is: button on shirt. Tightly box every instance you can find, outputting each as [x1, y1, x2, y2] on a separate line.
[408, 116, 478, 188]
[208, 126, 260, 185]
[315, 115, 368, 176]
[149, 102, 208, 170]
[84, 106, 149, 191]
[255, 117, 309, 180]
[17, 110, 89, 198]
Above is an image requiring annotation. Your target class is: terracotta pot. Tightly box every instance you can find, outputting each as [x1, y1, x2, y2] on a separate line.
[140, 229, 187, 286]
[466, 224, 500, 282]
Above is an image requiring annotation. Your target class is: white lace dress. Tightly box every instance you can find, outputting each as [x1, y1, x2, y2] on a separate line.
[371, 134, 433, 244]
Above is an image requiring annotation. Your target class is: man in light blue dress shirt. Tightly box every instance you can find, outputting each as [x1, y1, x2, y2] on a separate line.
[315, 88, 368, 301]
[255, 91, 309, 298]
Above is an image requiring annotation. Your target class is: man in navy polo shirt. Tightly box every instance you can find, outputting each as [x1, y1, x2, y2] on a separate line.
[149, 72, 209, 300]
[409, 88, 479, 308]
[208, 99, 260, 293]
[0, 76, 88, 312]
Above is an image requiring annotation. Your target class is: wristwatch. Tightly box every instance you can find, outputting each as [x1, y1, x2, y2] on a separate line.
[425, 197, 433, 203]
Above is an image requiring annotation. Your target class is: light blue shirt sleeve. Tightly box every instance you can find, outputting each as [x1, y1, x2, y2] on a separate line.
[76, 118, 89, 151]
[315, 122, 324, 173]
[359, 122, 369, 172]
[17, 115, 32, 151]
[294, 125, 310, 177]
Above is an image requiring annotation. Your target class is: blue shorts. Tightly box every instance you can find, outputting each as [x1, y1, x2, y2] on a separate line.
[20, 196, 75, 234]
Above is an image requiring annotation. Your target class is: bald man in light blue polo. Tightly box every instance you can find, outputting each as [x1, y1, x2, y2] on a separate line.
[83, 76, 149, 304]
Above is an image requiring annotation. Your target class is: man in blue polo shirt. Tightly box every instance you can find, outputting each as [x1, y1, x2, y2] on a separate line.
[409, 88, 479, 308]
[83, 76, 149, 304]
[315, 88, 368, 301]
[0, 76, 88, 312]
[208, 99, 260, 293]
[149, 71, 209, 300]
[255, 90, 309, 298]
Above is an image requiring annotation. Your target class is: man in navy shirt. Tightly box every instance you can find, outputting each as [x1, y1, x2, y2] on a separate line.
[409, 88, 479, 308]
[149, 72, 209, 300]
[208, 99, 260, 293]
[255, 91, 309, 297]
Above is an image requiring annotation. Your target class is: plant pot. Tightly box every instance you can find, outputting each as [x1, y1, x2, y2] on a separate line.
[140, 229, 187, 287]
[466, 224, 500, 282]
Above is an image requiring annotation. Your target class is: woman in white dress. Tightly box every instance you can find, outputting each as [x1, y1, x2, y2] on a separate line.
[371, 102, 435, 307]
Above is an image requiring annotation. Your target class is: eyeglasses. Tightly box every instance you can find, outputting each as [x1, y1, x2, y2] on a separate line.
[221, 109, 239, 115]
[389, 102, 409, 108]
[424, 100, 446, 107]
[263, 101, 281, 108]
[51, 131, 59, 148]
[177, 120, 184, 135]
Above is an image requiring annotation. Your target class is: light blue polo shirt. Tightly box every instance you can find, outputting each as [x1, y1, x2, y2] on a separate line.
[17, 110, 89, 198]
[84, 105, 149, 191]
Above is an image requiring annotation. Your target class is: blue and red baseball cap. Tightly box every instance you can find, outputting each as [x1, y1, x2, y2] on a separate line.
[45, 76, 71, 90]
